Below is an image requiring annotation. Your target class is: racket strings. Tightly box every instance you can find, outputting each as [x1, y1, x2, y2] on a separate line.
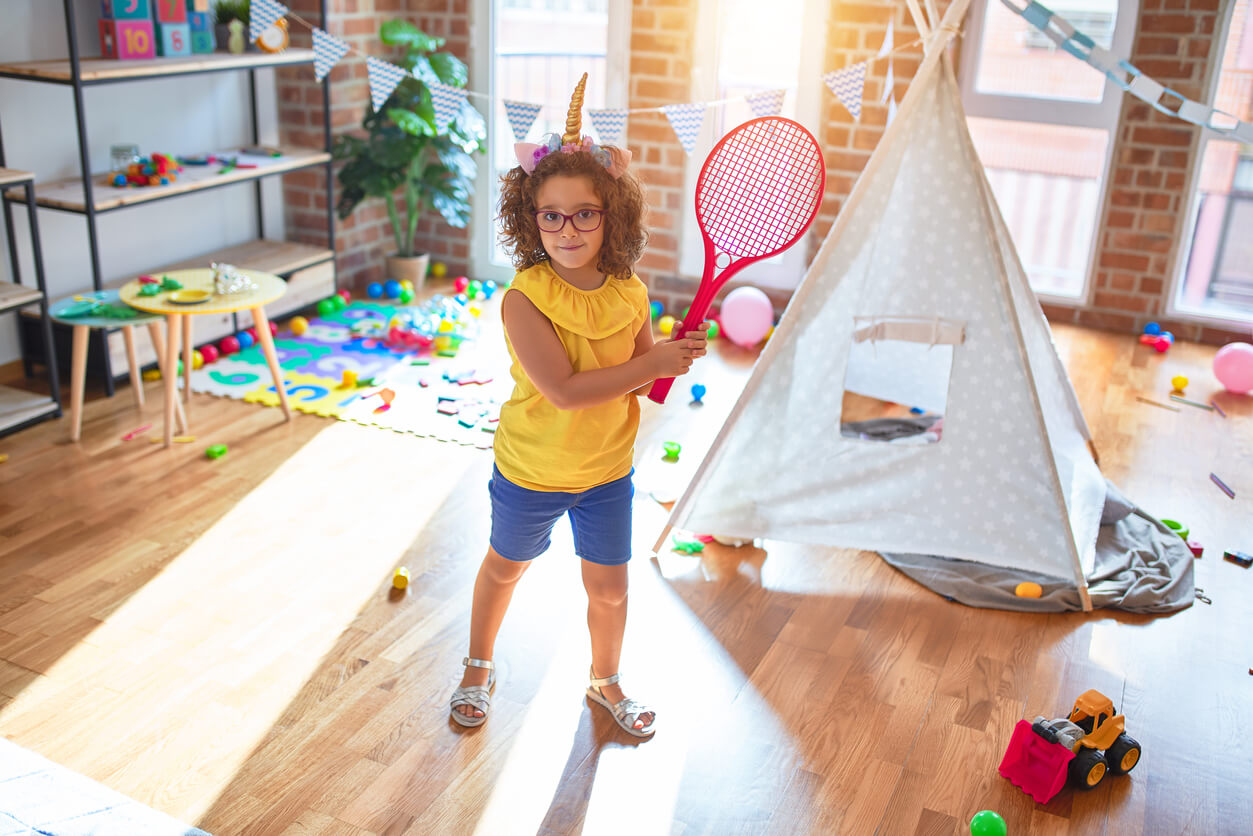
[697, 120, 824, 258]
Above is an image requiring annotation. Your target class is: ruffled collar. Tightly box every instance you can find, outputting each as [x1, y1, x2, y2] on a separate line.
[511, 261, 646, 339]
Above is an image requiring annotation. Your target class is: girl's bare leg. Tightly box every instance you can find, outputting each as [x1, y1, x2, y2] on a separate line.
[455, 547, 531, 719]
[582, 561, 654, 728]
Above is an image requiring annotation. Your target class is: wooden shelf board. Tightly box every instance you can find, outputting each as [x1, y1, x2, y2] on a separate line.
[0, 282, 43, 313]
[4, 148, 330, 213]
[0, 385, 59, 433]
[0, 168, 34, 188]
[0, 49, 316, 83]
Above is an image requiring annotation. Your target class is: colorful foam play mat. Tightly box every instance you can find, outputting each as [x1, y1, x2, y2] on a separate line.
[188, 294, 513, 448]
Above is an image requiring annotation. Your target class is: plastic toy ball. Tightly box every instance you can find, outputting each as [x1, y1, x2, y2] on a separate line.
[367, 282, 384, 299]
[1144, 321, 1162, 336]
[481, 280, 498, 300]
[969, 810, 1006, 836]
[269, 321, 278, 337]
[1171, 374, 1188, 392]
[338, 288, 352, 305]
[289, 316, 309, 337]
[454, 276, 470, 294]
[1015, 581, 1043, 598]
[317, 298, 336, 317]
[454, 293, 469, 306]
[662, 441, 681, 460]
[707, 320, 720, 340]
[192, 349, 204, 371]
[205, 443, 228, 460]
[245, 327, 258, 342]
[691, 383, 706, 403]
[1213, 342, 1253, 393]
[331, 294, 348, 312]
[430, 261, 447, 278]
[384, 279, 403, 299]
[399, 288, 414, 304]
[393, 566, 410, 590]
[219, 336, 241, 356]
[658, 315, 676, 336]
[468, 280, 483, 300]
[236, 331, 255, 349]
[401, 279, 414, 292]
[200, 343, 220, 364]
[650, 300, 664, 320]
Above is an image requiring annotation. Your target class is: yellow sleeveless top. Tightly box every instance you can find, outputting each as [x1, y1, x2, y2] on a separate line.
[493, 261, 651, 492]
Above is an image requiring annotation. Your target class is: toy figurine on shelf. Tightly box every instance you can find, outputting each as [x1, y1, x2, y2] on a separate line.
[109, 151, 183, 188]
[255, 18, 290, 53]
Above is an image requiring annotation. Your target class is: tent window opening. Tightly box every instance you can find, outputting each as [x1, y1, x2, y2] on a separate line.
[839, 316, 965, 445]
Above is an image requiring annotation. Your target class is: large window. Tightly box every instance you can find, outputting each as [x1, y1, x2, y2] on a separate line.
[959, 0, 1137, 300]
[469, 0, 628, 280]
[1173, 0, 1253, 326]
[678, 0, 829, 289]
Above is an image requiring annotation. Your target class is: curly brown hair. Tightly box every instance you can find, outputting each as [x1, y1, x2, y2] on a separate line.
[497, 147, 648, 280]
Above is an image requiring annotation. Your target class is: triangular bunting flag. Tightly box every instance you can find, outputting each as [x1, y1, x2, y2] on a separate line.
[312, 28, 349, 82]
[367, 57, 408, 112]
[661, 103, 706, 154]
[429, 80, 470, 130]
[588, 108, 629, 145]
[823, 62, 867, 121]
[887, 95, 898, 126]
[882, 60, 894, 103]
[878, 18, 894, 58]
[745, 89, 787, 119]
[503, 100, 543, 142]
[249, 0, 288, 45]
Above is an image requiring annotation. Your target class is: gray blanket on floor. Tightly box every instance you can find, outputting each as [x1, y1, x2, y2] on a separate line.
[881, 480, 1196, 613]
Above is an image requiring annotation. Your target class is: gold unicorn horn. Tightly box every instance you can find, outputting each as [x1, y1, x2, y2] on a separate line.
[562, 73, 588, 146]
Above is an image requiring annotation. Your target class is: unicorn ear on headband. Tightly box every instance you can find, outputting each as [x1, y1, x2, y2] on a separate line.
[514, 72, 632, 178]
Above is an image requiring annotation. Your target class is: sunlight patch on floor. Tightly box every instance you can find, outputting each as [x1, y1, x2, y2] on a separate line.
[0, 422, 480, 822]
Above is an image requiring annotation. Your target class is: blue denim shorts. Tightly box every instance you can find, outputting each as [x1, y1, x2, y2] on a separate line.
[488, 465, 635, 565]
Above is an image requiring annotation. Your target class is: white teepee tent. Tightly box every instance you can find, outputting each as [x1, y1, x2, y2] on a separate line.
[659, 0, 1105, 610]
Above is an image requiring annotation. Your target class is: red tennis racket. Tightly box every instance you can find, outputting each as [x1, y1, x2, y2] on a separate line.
[648, 116, 826, 404]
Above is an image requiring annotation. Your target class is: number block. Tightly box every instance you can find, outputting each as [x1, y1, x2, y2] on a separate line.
[154, 0, 187, 23]
[186, 0, 209, 10]
[101, 0, 151, 20]
[190, 29, 215, 54]
[188, 10, 211, 32]
[156, 21, 191, 56]
[99, 19, 156, 59]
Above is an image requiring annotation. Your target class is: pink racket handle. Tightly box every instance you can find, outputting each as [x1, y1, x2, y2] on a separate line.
[646, 300, 714, 404]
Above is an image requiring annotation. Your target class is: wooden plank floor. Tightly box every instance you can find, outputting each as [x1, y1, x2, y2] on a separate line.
[0, 314, 1249, 835]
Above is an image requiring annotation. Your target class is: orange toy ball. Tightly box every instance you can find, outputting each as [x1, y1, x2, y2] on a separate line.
[1015, 582, 1043, 599]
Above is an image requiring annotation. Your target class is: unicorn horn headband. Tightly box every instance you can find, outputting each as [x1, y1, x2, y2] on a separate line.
[515, 72, 632, 179]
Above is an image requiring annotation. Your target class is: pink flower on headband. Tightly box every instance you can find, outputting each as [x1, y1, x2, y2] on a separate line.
[515, 133, 632, 179]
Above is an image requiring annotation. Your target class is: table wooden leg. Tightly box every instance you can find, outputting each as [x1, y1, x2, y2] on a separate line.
[123, 325, 144, 409]
[147, 322, 187, 434]
[182, 314, 192, 405]
[164, 313, 181, 448]
[69, 325, 88, 442]
[251, 306, 291, 421]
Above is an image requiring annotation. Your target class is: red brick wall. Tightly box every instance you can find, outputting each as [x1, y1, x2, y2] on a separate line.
[277, 0, 470, 292]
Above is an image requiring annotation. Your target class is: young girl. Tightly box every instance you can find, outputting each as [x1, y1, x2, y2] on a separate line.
[449, 75, 708, 737]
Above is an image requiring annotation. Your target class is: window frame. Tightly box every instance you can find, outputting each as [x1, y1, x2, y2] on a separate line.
[957, 0, 1139, 307]
[468, 0, 631, 282]
[1167, 0, 1253, 332]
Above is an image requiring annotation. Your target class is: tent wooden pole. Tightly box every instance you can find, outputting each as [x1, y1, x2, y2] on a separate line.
[652, 0, 975, 555]
[906, 0, 932, 44]
[924, 0, 941, 32]
[940, 55, 1095, 612]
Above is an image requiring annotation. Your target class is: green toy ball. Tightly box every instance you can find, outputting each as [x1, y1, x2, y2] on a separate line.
[317, 297, 336, 317]
[707, 321, 719, 339]
[331, 294, 347, 311]
[399, 288, 414, 304]
[969, 810, 1007, 836]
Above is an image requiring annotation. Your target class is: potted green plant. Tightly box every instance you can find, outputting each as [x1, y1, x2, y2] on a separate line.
[333, 20, 486, 290]
[213, 0, 251, 54]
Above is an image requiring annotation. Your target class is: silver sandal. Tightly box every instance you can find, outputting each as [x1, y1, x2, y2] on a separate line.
[587, 667, 656, 738]
[449, 657, 495, 728]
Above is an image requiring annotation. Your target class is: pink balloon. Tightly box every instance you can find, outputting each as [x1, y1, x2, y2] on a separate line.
[1213, 342, 1253, 393]
[720, 286, 774, 347]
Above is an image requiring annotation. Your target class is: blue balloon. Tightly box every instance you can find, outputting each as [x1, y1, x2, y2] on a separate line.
[1160, 331, 1174, 342]
[367, 282, 384, 299]
[384, 279, 403, 299]
[1144, 321, 1161, 336]
[236, 331, 255, 349]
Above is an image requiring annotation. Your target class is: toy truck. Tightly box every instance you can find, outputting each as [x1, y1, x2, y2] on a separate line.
[999, 689, 1142, 803]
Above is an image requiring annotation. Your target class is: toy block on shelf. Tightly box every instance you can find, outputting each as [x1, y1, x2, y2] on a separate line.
[153, 0, 188, 23]
[188, 10, 211, 31]
[186, 0, 209, 10]
[99, 19, 156, 60]
[190, 28, 215, 54]
[156, 22, 192, 57]
[101, 0, 152, 20]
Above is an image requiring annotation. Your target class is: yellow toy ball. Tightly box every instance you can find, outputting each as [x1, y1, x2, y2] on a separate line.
[658, 315, 676, 336]
[430, 261, 447, 278]
[192, 349, 204, 370]
[1015, 581, 1043, 599]
[289, 316, 309, 336]
[401, 279, 414, 292]
[393, 567, 410, 590]
[1170, 374, 1188, 392]
[142, 368, 162, 382]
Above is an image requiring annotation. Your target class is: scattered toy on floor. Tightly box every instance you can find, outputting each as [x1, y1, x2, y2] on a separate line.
[690, 383, 706, 404]
[662, 441, 681, 461]
[671, 535, 704, 554]
[968, 810, 1006, 836]
[1170, 374, 1188, 392]
[1224, 550, 1252, 568]
[393, 567, 410, 590]
[1209, 473, 1235, 500]
[205, 444, 228, 460]
[1014, 581, 1043, 598]
[1213, 342, 1253, 393]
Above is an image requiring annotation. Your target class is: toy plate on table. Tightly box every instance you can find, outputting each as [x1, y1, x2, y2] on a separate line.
[169, 289, 212, 305]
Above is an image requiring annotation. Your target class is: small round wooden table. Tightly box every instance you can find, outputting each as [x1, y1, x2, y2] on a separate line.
[120, 268, 292, 448]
